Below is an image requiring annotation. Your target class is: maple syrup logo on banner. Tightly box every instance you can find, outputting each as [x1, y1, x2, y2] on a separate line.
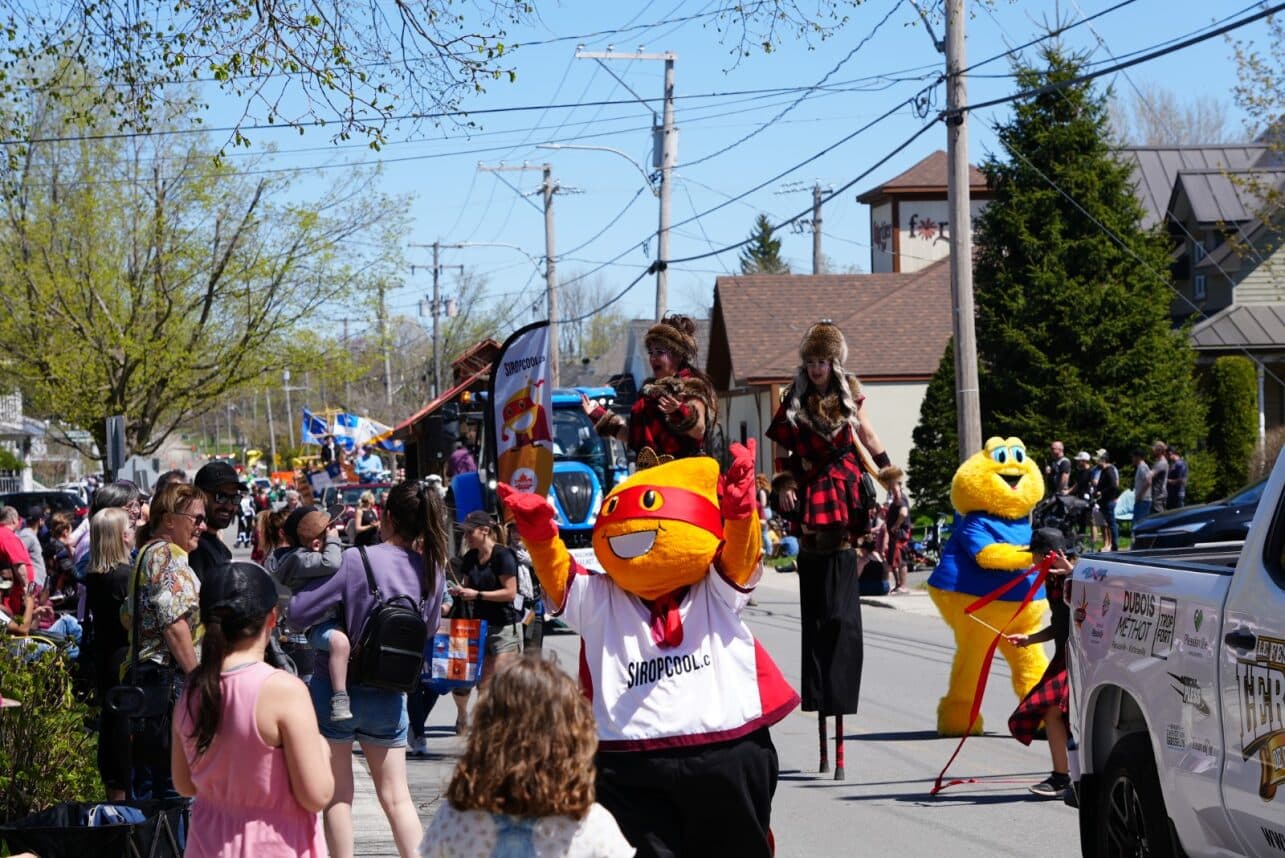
[491, 321, 554, 500]
[1237, 635, 1285, 801]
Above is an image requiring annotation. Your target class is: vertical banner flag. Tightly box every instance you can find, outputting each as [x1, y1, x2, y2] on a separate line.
[490, 320, 554, 498]
[301, 408, 329, 445]
[332, 412, 360, 452]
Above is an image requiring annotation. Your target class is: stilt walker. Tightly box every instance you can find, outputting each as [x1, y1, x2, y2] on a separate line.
[767, 321, 894, 780]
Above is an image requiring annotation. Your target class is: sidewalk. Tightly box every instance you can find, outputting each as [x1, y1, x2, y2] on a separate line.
[755, 561, 942, 618]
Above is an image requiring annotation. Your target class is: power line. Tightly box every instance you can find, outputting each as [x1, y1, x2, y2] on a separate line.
[959, 0, 1140, 74]
[683, 0, 908, 169]
[948, 3, 1284, 119]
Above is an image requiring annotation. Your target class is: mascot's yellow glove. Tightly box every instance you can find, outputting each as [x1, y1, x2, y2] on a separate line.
[498, 483, 570, 607]
[717, 440, 761, 587]
[975, 543, 1033, 571]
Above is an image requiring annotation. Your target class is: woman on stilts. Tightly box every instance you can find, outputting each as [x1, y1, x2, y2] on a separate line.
[766, 321, 894, 780]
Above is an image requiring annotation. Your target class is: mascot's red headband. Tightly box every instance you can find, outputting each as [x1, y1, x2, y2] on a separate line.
[597, 484, 723, 540]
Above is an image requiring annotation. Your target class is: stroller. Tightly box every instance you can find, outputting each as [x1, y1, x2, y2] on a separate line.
[1032, 494, 1090, 554]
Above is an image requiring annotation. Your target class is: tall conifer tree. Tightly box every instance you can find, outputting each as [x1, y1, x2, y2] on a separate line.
[911, 45, 1203, 489]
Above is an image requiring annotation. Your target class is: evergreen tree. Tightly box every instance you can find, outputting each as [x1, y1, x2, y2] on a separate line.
[738, 214, 790, 274]
[971, 45, 1204, 463]
[908, 341, 958, 519]
[1202, 356, 1258, 497]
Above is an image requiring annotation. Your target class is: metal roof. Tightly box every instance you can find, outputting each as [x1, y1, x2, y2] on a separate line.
[1168, 168, 1285, 225]
[1190, 303, 1285, 350]
[1114, 145, 1271, 229]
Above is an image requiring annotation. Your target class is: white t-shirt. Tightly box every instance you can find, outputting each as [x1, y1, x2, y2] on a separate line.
[558, 560, 798, 751]
[419, 802, 634, 858]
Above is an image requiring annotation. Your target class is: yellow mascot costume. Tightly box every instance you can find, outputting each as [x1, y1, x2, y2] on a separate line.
[499, 439, 797, 858]
[927, 436, 1050, 737]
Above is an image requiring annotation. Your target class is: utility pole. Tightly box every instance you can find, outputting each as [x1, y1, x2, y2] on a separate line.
[477, 163, 561, 386]
[342, 318, 352, 406]
[812, 183, 824, 274]
[409, 241, 466, 400]
[377, 283, 393, 406]
[945, 0, 982, 460]
[575, 48, 677, 320]
[265, 388, 278, 469]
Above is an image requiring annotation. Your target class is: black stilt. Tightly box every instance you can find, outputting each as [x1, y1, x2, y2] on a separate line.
[818, 713, 829, 773]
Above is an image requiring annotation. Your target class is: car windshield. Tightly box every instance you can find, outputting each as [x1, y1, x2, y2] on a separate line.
[552, 408, 605, 473]
[1227, 480, 1267, 507]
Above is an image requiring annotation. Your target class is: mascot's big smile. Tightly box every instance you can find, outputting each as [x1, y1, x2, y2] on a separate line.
[608, 529, 658, 559]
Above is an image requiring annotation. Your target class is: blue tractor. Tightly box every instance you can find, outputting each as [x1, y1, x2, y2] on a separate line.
[452, 386, 629, 549]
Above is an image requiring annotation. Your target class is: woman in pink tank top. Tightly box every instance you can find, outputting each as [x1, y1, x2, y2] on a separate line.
[173, 562, 334, 858]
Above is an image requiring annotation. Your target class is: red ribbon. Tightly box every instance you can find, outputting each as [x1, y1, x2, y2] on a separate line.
[931, 553, 1055, 795]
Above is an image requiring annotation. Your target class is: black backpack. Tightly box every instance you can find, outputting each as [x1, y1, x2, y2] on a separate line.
[347, 546, 429, 692]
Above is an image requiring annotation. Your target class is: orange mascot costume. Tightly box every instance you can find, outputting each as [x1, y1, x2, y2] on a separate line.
[500, 440, 798, 858]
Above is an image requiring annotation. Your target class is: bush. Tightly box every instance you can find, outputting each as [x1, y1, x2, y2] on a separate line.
[0, 644, 101, 823]
[1201, 356, 1258, 498]
[1182, 450, 1220, 505]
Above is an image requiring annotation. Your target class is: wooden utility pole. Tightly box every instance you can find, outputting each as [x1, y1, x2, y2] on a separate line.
[477, 163, 561, 386]
[812, 183, 824, 274]
[575, 48, 677, 320]
[946, 0, 983, 459]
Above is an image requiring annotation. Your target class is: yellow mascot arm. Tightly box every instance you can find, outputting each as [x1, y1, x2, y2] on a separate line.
[719, 440, 762, 587]
[721, 510, 762, 588]
[975, 543, 1033, 571]
[498, 484, 572, 607]
[523, 535, 572, 608]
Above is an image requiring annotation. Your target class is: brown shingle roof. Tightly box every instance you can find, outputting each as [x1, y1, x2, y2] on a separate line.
[856, 150, 989, 203]
[707, 260, 952, 388]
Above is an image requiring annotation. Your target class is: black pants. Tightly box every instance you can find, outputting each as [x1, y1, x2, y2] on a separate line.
[595, 727, 779, 858]
[798, 547, 864, 714]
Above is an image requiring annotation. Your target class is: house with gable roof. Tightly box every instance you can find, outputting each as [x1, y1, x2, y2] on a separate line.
[705, 261, 952, 479]
[1118, 142, 1285, 433]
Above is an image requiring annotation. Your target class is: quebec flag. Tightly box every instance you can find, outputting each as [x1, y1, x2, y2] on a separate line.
[332, 413, 360, 452]
[301, 408, 329, 445]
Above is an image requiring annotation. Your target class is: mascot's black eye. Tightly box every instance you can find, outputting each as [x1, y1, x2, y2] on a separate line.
[640, 490, 664, 511]
[991, 448, 1008, 464]
[1011, 446, 1025, 463]
[604, 496, 619, 515]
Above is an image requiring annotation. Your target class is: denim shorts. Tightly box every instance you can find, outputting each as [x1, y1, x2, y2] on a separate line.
[310, 664, 408, 748]
[306, 618, 343, 652]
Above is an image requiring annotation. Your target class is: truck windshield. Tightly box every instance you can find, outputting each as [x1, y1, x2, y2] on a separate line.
[552, 408, 606, 475]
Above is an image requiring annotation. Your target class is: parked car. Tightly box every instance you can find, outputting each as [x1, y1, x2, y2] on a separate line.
[0, 491, 88, 524]
[1066, 455, 1285, 857]
[1130, 479, 1265, 550]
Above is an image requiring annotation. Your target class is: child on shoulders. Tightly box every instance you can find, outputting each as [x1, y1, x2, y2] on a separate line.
[276, 507, 351, 721]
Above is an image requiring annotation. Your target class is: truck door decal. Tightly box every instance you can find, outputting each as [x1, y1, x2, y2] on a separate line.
[1236, 635, 1285, 800]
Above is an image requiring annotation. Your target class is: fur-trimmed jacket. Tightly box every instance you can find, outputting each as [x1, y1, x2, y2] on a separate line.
[591, 367, 717, 460]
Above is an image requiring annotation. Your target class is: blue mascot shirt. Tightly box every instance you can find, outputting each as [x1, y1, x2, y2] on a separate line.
[927, 512, 1046, 601]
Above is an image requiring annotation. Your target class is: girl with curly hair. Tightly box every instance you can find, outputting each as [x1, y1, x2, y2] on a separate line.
[419, 656, 634, 858]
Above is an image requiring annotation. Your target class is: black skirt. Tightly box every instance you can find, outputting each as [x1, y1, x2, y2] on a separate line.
[797, 547, 863, 714]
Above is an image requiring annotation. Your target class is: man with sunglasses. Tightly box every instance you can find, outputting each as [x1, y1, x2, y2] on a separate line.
[189, 461, 248, 584]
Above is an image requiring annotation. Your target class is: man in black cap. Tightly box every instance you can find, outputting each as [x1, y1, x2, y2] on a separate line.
[189, 460, 248, 584]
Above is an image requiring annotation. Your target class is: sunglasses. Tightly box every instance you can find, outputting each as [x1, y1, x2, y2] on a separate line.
[172, 511, 207, 527]
[211, 491, 244, 505]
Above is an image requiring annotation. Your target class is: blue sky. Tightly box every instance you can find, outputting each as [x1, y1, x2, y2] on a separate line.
[197, 1, 1274, 329]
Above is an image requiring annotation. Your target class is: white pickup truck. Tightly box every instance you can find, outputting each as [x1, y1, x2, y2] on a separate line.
[1068, 454, 1285, 857]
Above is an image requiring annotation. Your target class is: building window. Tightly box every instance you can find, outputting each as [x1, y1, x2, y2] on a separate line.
[1193, 240, 1207, 262]
[1194, 274, 1207, 301]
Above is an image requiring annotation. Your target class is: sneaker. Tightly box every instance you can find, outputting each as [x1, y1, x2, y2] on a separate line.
[408, 735, 429, 757]
[330, 692, 354, 722]
[1029, 773, 1071, 798]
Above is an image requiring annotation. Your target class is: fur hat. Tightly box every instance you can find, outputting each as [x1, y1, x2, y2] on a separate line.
[644, 314, 698, 366]
[799, 320, 848, 365]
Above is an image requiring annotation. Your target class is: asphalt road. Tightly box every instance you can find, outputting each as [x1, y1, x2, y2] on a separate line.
[333, 563, 1081, 857]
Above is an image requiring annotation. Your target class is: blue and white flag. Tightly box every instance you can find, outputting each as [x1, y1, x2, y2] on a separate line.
[301, 408, 329, 445]
[356, 417, 404, 453]
[332, 412, 360, 451]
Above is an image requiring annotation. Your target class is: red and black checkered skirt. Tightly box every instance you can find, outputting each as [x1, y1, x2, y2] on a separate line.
[1008, 651, 1067, 746]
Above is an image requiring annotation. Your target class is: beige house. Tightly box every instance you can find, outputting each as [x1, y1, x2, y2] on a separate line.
[705, 261, 951, 480]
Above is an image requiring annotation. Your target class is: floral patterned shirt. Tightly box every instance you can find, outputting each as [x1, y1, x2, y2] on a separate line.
[419, 803, 633, 858]
[121, 540, 202, 667]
